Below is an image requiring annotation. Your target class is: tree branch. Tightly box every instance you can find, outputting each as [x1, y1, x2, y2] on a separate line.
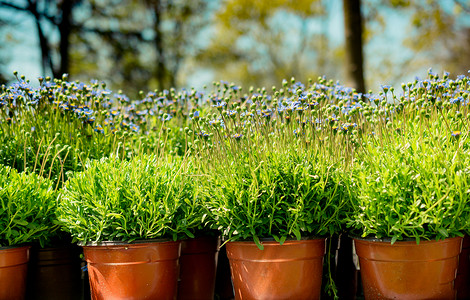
[0, 1, 27, 12]
[0, 1, 57, 24]
[77, 25, 145, 41]
[454, 0, 470, 13]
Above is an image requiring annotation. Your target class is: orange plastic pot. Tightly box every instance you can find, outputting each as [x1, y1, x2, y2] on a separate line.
[226, 238, 326, 300]
[354, 236, 463, 300]
[27, 245, 83, 300]
[456, 235, 470, 299]
[178, 236, 220, 300]
[82, 240, 181, 300]
[0, 245, 30, 300]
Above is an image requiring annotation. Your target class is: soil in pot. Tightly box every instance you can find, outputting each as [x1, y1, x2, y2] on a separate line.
[82, 240, 181, 300]
[26, 244, 83, 300]
[0, 245, 30, 300]
[354, 236, 462, 300]
[178, 236, 220, 300]
[226, 238, 326, 300]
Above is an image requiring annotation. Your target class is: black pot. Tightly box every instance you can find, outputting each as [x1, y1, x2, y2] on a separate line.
[27, 244, 85, 300]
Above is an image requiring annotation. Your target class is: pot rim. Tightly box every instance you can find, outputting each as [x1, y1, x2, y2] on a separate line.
[350, 234, 463, 243]
[223, 235, 325, 243]
[0, 244, 31, 251]
[78, 237, 176, 247]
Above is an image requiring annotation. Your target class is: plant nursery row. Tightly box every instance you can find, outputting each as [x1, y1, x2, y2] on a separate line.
[1, 70, 470, 299]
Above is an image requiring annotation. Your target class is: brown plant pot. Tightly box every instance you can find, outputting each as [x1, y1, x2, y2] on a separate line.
[226, 238, 326, 300]
[0, 245, 30, 300]
[82, 240, 181, 300]
[456, 235, 470, 300]
[354, 236, 463, 300]
[27, 245, 83, 300]
[178, 236, 220, 300]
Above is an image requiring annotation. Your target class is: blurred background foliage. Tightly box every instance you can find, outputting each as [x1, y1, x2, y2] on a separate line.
[0, 0, 469, 96]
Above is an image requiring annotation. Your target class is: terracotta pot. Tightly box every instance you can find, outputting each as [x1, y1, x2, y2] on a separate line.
[226, 238, 326, 300]
[456, 235, 470, 299]
[0, 245, 30, 300]
[82, 240, 181, 300]
[354, 236, 462, 300]
[178, 236, 220, 300]
[27, 245, 83, 300]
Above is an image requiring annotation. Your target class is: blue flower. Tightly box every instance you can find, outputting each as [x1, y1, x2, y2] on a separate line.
[381, 85, 391, 93]
[212, 102, 226, 109]
[428, 68, 437, 77]
[450, 97, 463, 104]
[290, 82, 305, 93]
[115, 94, 130, 103]
[209, 119, 224, 128]
[94, 124, 104, 134]
[59, 103, 70, 111]
[197, 130, 209, 137]
[136, 110, 148, 116]
[227, 110, 237, 117]
[261, 108, 272, 118]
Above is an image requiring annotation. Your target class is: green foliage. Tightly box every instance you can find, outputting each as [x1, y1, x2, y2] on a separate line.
[0, 76, 192, 187]
[57, 154, 204, 243]
[0, 165, 59, 248]
[346, 114, 470, 243]
[198, 146, 348, 249]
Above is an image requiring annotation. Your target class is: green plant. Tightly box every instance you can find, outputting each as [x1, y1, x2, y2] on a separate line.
[0, 165, 59, 248]
[346, 124, 470, 243]
[57, 154, 205, 243]
[0, 74, 194, 187]
[186, 78, 359, 250]
[198, 145, 348, 249]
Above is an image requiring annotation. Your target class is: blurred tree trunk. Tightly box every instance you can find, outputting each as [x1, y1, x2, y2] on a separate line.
[58, 0, 74, 77]
[151, 0, 167, 90]
[343, 0, 365, 93]
[28, 0, 53, 76]
[0, 0, 79, 78]
[169, 17, 181, 88]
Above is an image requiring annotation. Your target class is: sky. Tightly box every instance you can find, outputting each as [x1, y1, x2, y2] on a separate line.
[0, 0, 463, 92]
